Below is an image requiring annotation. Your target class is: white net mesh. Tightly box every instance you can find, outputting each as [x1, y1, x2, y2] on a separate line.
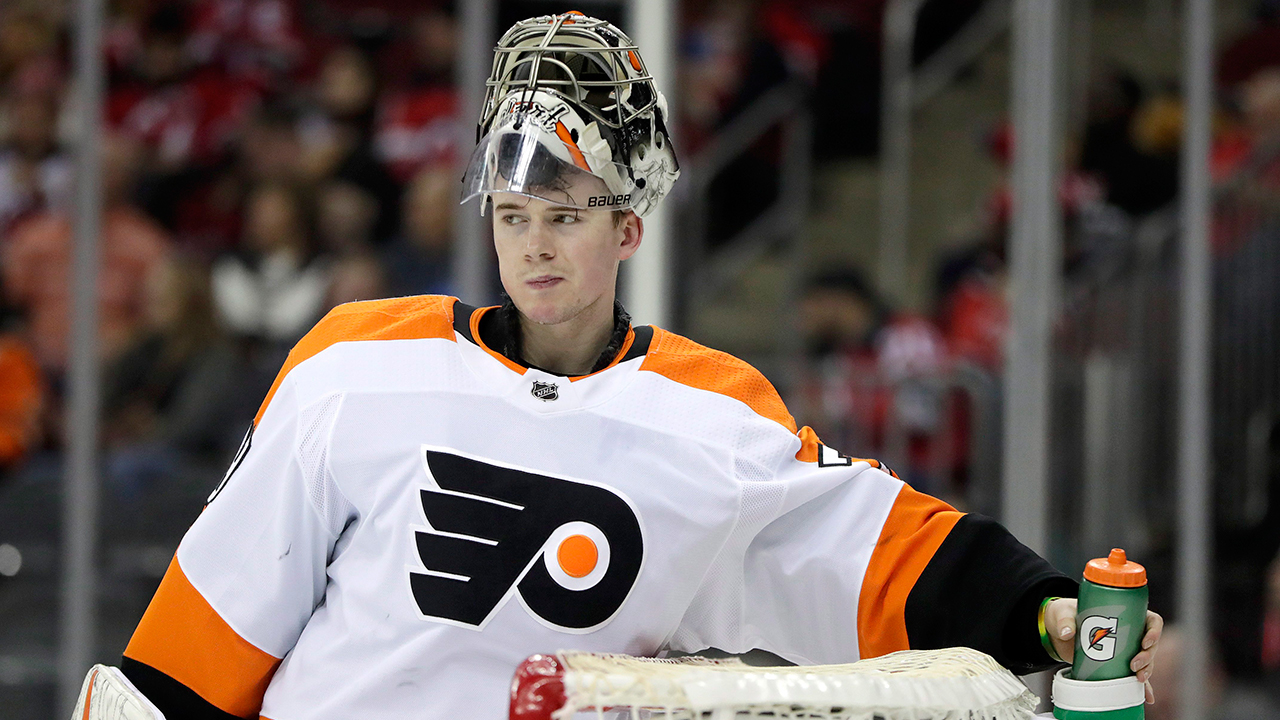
[552, 648, 1039, 720]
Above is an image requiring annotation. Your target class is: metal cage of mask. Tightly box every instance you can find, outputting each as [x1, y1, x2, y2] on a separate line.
[478, 13, 659, 140]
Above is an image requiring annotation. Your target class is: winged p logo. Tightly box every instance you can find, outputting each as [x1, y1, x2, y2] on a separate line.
[409, 447, 645, 632]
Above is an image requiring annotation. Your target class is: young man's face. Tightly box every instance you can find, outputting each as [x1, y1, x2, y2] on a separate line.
[491, 173, 641, 327]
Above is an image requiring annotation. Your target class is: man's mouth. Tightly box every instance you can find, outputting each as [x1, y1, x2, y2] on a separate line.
[526, 275, 563, 290]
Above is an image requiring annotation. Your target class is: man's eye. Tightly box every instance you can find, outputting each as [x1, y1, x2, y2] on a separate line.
[502, 215, 526, 225]
[553, 214, 578, 224]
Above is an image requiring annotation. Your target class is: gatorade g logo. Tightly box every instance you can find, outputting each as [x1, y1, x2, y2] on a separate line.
[409, 447, 645, 633]
[1079, 615, 1119, 662]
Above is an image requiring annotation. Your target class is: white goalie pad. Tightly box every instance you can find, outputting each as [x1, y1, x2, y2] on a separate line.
[71, 664, 166, 720]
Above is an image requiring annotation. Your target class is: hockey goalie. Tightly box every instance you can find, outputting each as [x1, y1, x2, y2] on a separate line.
[75, 11, 1161, 720]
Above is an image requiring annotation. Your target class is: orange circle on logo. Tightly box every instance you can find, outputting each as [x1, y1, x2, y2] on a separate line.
[557, 534, 598, 578]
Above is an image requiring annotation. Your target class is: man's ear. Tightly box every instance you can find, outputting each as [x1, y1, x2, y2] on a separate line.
[618, 211, 643, 261]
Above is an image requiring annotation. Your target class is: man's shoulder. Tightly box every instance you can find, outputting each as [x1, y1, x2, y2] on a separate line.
[639, 327, 797, 433]
[307, 295, 459, 347]
[253, 295, 459, 424]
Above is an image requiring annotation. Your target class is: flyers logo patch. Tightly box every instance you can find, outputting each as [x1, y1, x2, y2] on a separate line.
[409, 447, 645, 633]
[1079, 615, 1119, 662]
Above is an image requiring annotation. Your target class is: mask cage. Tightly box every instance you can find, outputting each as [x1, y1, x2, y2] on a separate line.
[479, 14, 658, 136]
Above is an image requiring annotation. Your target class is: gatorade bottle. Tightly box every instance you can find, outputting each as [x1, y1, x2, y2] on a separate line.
[1052, 548, 1148, 720]
[1072, 548, 1148, 681]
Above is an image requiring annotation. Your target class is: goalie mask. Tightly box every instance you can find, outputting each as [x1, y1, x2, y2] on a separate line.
[461, 12, 680, 217]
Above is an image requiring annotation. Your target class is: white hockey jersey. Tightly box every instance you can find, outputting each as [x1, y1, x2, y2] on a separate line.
[124, 295, 967, 720]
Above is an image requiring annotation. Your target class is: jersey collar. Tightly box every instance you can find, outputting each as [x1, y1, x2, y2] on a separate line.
[451, 299, 654, 382]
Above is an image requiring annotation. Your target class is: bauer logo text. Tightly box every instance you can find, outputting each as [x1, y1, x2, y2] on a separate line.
[588, 194, 631, 208]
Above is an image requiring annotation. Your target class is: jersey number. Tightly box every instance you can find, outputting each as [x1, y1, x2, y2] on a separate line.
[410, 448, 645, 633]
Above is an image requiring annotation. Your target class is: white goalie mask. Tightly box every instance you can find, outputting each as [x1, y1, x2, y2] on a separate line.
[461, 12, 680, 217]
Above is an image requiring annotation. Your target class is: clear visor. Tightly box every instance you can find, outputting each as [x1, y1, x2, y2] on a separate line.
[461, 122, 650, 213]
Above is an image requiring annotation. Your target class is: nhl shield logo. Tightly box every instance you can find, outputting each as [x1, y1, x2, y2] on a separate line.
[531, 380, 559, 402]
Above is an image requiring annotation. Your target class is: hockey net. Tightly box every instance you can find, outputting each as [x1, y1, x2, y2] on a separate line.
[509, 647, 1039, 720]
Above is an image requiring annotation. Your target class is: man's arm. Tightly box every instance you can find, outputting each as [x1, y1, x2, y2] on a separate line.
[120, 362, 352, 717]
[902, 512, 1077, 674]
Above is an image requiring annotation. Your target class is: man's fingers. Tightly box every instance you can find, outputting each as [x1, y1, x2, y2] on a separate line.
[1047, 598, 1077, 639]
[1142, 611, 1164, 649]
[1043, 598, 1077, 661]
[1145, 679, 1155, 705]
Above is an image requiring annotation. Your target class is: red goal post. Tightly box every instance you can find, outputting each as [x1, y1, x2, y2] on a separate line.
[509, 647, 1041, 720]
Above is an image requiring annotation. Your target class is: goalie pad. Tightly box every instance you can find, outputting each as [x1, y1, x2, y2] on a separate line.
[71, 664, 166, 720]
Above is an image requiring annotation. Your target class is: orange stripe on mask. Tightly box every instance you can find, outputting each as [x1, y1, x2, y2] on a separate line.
[555, 121, 592, 173]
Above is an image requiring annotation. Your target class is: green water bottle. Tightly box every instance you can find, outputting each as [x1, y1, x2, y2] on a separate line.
[1052, 548, 1148, 720]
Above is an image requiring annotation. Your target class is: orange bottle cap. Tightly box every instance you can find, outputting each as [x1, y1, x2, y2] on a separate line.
[1083, 548, 1147, 588]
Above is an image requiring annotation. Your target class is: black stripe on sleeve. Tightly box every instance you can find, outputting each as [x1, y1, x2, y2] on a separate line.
[903, 514, 1078, 675]
[120, 657, 245, 720]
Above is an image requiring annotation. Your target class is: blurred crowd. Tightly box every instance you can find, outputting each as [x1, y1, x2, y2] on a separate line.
[798, 0, 1280, 491]
[0, 0, 462, 494]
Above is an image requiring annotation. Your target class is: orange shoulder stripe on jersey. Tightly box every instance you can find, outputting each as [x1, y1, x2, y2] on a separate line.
[124, 557, 281, 718]
[856, 484, 963, 658]
[793, 426, 900, 478]
[253, 295, 457, 425]
[639, 327, 797, 432]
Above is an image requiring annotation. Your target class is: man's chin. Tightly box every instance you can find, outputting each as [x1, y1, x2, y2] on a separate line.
[513, 297, 574, 326]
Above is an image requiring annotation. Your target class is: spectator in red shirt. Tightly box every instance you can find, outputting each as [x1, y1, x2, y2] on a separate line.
[107, 3, 259, 174]
[375, 7, 459, 182]
[185, 0, 306, 91]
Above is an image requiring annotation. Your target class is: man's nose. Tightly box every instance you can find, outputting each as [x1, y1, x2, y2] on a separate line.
[524, 221, 556, 259]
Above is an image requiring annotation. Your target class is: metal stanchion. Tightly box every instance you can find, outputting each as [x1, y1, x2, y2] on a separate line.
[452, 0, 497, 305]
[1005, 1, 1062, 706]
[59, 0, 106, 714]
[1177, 0, 1214, 717]
[624, 0, 676, 328]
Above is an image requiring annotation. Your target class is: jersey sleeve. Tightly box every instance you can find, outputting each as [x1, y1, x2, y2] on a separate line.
[122, 362, 355, 718]
[673, 425, 1074, 674]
